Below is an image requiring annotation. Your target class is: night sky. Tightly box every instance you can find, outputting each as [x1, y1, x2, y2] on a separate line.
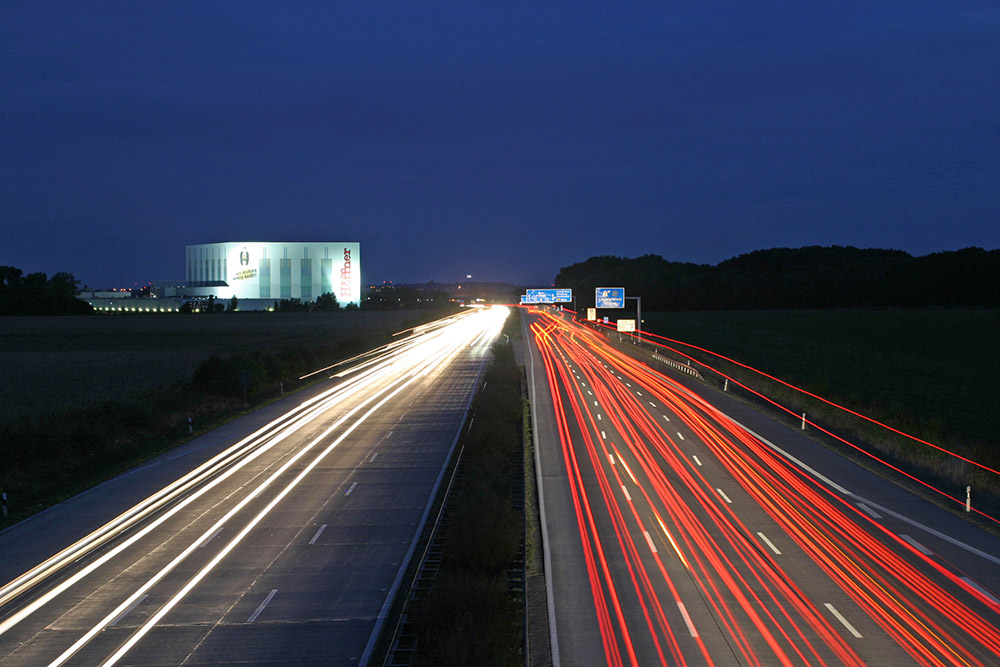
[2, 2, 998, 289]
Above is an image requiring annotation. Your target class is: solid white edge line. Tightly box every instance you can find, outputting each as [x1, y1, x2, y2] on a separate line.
[96, 350, 439, 667]
[825, 603, 863, 638]
[247, 589, 278, 623]
[359, 321, 498, 667]
[521, 314, 562, 667]
[729, 418, 1000, 567]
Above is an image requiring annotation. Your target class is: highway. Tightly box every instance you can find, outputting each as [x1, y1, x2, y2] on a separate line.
[523, 307, 1000, 667]
[0, 306, 508, 666]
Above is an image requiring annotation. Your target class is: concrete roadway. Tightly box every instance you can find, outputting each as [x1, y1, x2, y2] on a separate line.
[0, 308, 505, 666]
[523, 308, 1000, 666]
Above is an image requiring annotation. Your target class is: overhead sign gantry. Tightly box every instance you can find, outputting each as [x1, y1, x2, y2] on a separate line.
[521, 288, 573, 304]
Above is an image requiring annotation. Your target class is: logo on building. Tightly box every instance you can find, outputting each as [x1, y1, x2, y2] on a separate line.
[240, 248, 250, 266]
[340, 248, 352, 299]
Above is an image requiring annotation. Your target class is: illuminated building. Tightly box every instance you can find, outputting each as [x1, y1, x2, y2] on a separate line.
[184, 242, 360, 306]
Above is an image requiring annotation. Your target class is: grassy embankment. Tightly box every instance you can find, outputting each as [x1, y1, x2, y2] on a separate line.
[402, 312, 525, 667]
[641, 308, 1000, 515]
[0, 310, 451, 527]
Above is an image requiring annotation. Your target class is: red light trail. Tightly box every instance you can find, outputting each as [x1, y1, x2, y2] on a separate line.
[527, 308, 1000, 666]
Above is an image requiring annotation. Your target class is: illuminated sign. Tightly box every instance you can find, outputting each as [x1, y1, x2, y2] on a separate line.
[596, 287, 625, 309]
[339, 247, 353, 300]
[586, 308, 596, 320]
[523, 288, 572, 304]
[617, 319, 636, 332]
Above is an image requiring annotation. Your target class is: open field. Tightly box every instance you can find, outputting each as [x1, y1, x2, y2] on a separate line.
[638, 308, 1000, 520]
[0, 311, 427, 425]
[642, 308, 999, 448]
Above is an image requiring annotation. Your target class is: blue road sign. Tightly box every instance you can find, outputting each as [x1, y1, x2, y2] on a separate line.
[595, 287, 625, 308]
[523, 288, 573, 304]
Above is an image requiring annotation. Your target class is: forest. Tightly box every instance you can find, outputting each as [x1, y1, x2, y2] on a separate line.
[554, 246, 1000, 310]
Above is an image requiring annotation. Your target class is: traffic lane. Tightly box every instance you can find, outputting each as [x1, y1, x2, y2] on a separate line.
[0, 370, 369, 589]
[642, 354, 1000, 603]
[0, 322, 500, 664]
[0, 385, 397, 665]
[0, 338, 430, 607]
[536, 318, 948, 667]
[588, 335, 1000, 664]
[561, 336, 909, 667]
[0, 361, 413, 643]
[522, 313, 607, 667]
[104, 356, 487, 666]
[544, 331, 748, 665]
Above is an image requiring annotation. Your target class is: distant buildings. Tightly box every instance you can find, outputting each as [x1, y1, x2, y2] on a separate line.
[82, 242, 361, 312]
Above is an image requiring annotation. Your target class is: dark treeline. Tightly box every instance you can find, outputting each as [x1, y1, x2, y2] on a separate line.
[362, 285, 453, 309]
[0, 266, 93, 315]
[555, 246, 1000, 310]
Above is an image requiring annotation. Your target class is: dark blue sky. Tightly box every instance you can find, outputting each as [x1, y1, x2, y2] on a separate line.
[2, 2, 998, 288]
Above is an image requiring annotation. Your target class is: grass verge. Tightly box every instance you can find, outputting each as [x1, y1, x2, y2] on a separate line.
[639, 308, 1000, 519]
[387, 312, 525, 667]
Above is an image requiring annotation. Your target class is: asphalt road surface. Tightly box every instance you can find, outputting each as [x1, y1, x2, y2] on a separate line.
[0, 307, 508, 666]
[523, 307, 1000, 667]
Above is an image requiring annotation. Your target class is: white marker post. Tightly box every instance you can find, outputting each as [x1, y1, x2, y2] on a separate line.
[966, 486, 971, 512]
[801, 413, 807, 430]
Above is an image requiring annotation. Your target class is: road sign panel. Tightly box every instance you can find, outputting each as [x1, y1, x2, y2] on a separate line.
[617, 319, 636, 332]
[596, 287, 625, 309]
[523, 288, 573, 304]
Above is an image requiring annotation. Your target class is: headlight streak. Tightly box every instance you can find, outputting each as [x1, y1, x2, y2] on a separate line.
[93, 355, 434, 667]
[63, 309, 505, 667]
[542, 321, 831, 667]
[0, 318, 448, 634]
[530, 310, 1000, 667]
[0, 309, 505, 664]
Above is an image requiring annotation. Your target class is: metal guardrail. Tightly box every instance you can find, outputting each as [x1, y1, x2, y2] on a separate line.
[382, 445, 465, 666]
[651, 352, 704, 379]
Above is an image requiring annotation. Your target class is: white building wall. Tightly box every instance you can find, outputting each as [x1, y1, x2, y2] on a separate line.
[184, 242, 361, 305]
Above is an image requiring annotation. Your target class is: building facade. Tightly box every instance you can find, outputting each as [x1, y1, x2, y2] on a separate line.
[184, 242, 360, 305]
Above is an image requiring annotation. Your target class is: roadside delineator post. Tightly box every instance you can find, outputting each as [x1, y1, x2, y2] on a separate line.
[724, 379, 728, 392]
[2, 492, 7, 519]
[801, 413, 807, 430]
[967, 486, 971, 512]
